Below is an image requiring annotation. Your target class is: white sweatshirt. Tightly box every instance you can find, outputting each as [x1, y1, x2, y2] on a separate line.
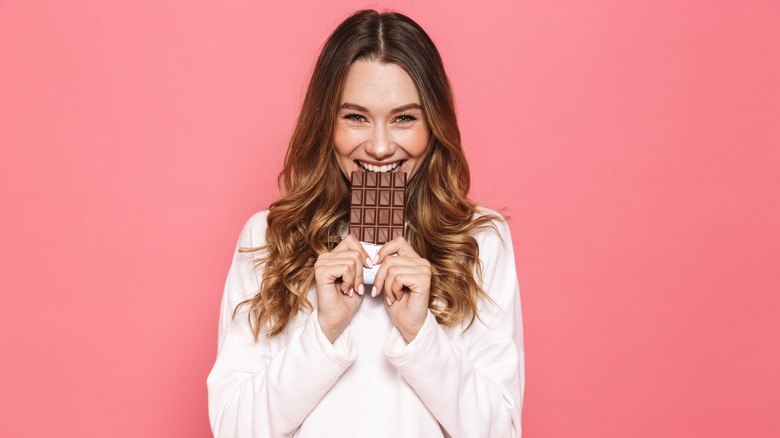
[207, 209, 524, 437]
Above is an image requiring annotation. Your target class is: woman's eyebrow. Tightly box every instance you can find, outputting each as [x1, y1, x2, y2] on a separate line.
[340, 103, 369, 112]
[339, 102, 423, 113]
[389, 103, 423, 114]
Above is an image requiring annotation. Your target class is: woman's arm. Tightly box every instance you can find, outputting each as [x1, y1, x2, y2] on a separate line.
[207, 212, 358, 438]
[384, 217, 525, 437]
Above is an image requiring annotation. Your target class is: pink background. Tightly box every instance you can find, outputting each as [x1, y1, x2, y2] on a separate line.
[1, 1, 778, 436]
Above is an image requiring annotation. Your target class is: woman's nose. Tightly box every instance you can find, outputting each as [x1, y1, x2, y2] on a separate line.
[364, 126, 395, 160]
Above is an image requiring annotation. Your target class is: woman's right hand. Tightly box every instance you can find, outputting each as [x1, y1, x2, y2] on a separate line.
[314, 234, 373, 343]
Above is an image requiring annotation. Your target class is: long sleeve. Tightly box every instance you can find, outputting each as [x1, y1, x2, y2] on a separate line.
[384, 216, 525, 437]
[207, 211, 358, 438]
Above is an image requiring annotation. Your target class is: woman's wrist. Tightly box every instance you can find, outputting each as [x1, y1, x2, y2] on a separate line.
[317, 311, 347, 343]
[400, 327, 418, 343]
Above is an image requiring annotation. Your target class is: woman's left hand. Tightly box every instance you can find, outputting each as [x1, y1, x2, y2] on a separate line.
[372, 236, 432, 343]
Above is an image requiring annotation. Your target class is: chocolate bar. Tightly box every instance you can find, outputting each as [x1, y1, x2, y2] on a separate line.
[349, 171, 406, 244]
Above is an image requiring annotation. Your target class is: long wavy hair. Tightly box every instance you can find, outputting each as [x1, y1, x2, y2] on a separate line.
[237, 9, 500, 340]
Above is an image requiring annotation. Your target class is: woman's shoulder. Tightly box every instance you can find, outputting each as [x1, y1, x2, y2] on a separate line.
[236, 210, 271, 249]
[469, 206, 515, 263]
[473, 206, 505, 222]
[245, 209, 270, 227]
[472, 206, 511, 237]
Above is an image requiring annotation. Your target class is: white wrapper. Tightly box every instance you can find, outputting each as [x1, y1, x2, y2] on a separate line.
[361, 241, 383, 284]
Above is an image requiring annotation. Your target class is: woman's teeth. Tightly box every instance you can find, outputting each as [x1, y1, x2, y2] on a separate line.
[357, 161, 402, 172]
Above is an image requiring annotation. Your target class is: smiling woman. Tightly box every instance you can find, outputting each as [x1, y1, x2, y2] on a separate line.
[333, 61, 431, 177]
[207, 9, 524, 438]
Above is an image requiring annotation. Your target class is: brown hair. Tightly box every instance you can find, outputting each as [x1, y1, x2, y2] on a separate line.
[237, 9, 500, 339]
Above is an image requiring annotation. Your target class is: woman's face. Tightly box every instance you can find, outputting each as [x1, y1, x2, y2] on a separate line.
[333, 60, 430, 179]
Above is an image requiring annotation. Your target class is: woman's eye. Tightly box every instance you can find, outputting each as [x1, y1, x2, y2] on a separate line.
[395, 115, 417, 123]
[344, 114, 366, 122]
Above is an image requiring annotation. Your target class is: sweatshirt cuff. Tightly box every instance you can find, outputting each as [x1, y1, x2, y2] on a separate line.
[308, 309, 358, 368]
[384, 311, 438, 366]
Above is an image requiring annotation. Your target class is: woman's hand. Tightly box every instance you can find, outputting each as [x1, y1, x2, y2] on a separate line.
[314, 234, 372, 343]
[372, 236, 432, 343]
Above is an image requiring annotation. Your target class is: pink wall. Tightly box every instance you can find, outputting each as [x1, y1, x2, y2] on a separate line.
[2, 1, 778, 436]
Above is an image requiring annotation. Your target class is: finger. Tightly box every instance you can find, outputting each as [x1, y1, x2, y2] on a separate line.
[340, 245, 366, 292]
[384, 264, 401, 304]
[386, 264, 429, 301]
[334, 234, 371, 266]
[315, 258, 357, 293]
[380, 264, 410, 303]
[371, 256, 408, 302]
[318, 250, 366, 293]
[337, 264, 356, 294]
[372, 241, 429, 302]
[371, 261, 390, 303]
[375, 236, 418, 263]
[389, 259, 433, 298]
[352, 249, 365, 295]
[388, 266, 406, 302]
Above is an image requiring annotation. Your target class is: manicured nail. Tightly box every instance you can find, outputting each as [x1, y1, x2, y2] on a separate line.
[372, 255, 379, 264]
[349, 287, 354, 297]
[386, 296, 392, 306]
[365, 257, 374, 269]
[371, 286, 377, 297]
[358, 284, 364, 296]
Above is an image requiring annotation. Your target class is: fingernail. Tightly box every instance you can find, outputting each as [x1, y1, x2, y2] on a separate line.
[386, 296, 392, 306]
[358, 284, 364, 296]
[371, 286, 377, 297]
[365, 257, 374, 269]
[349, 287, 354, 297]
[372, 255, 379, 264]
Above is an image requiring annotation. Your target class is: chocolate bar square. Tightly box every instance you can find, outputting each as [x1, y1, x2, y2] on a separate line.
[349, 171, 406, 244]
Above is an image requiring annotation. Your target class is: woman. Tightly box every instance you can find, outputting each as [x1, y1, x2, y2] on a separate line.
[208, 9, 524, 437]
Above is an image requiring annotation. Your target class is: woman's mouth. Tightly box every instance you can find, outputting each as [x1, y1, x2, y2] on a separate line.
[355, 160, 404, 172]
